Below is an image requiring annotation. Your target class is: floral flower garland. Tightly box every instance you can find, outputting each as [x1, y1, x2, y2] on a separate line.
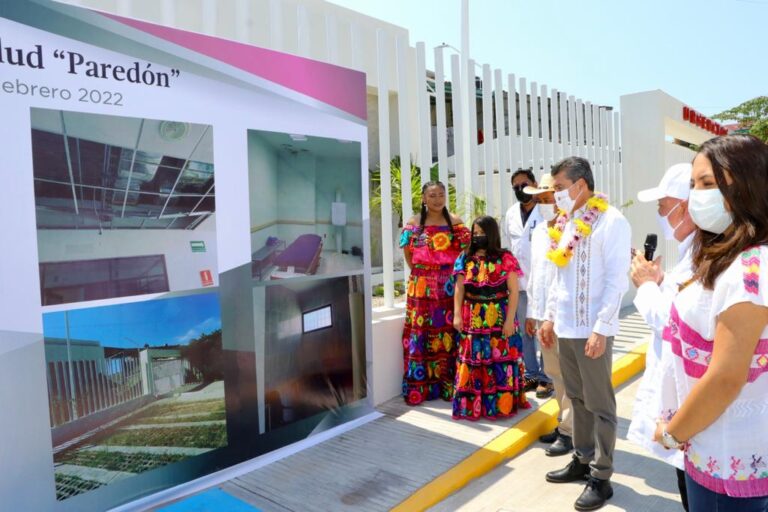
[547, 193, 609, 267]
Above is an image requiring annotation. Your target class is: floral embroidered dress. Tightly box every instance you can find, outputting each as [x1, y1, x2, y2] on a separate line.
[659, 246, 768, 498]
[452, 250, 530, 420]
[399, 222, 471, 405]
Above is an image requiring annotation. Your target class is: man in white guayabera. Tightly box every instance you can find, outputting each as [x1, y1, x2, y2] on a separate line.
[628, 162, 695, 512]
[539, 156, 631, 512]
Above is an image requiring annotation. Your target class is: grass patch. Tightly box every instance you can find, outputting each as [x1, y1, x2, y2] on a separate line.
[56, 450, 188, 473]
[104, 424, 227, 448]
[54, 474, 103, 501]
[137, 399, 225, 420]
[139, 411, 226, 424]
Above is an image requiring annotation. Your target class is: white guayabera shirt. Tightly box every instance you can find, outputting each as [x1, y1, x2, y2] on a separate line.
[544, 203, 631, 339]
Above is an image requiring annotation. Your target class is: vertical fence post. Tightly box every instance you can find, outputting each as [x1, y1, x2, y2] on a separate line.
[518, 77, 530, 170]
[613, 111, 622, 206]
[540, 84, 551, 173]
[482, 64, 495, 216]
[495, 69, 511, 215]
[451, 54, 470, 218]
[396, 34, 412, 292]
[435, 46, 449, 187]
[507, 74, 519, 172]
[269, 0, 283, 52]
[377, 30, 394, 308]
[468, 59, 479, 198]
[530, 81, 540, 174]
[416, 43, 432, 188]
[575, 99, 584, 158]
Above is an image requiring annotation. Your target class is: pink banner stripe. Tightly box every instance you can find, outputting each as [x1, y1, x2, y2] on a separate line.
[686, 458, 768, 498]
[100, 13, 367, 120]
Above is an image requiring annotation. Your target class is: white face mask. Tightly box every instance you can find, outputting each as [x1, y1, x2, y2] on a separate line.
[656, 201, 684, 240]
[688, 188, 733, 234]
[537, 203, 558, 221]
[554, 182, 581, 214]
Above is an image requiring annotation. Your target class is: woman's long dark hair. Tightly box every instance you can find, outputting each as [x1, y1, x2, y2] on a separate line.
[692, 134, 768, 289]
[468, 215, 505, 260]
[419, 181, 453, 229]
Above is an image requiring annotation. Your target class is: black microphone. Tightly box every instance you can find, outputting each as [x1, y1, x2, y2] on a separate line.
[644, 234, 658, 261]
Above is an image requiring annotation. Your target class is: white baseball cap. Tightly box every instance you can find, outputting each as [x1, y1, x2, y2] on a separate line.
[637, 163, 693, 202]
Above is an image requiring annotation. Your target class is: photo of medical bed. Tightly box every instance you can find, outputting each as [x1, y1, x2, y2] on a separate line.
[251, 234, 324, 279]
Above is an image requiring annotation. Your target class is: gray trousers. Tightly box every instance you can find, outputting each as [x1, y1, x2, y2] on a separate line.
[558, 337, 616, 480]
[537, 323, 573, 437]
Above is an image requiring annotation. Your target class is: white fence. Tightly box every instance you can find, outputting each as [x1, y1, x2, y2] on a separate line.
[65, 0, 625, 308]
[382, 37, 624, 307]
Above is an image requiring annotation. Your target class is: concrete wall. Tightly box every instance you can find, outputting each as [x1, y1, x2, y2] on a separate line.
[248, 132, 280, 250]
[620, 90, 707, 280]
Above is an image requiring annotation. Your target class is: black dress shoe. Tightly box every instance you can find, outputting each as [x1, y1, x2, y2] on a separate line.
[545, 434, 573, 456]
[539, 428, 559, 443]
[545, 455, 590, 483]
[574, 477, 613, 511]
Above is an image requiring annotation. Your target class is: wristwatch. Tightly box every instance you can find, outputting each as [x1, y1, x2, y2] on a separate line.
[661, 428, 683, 450]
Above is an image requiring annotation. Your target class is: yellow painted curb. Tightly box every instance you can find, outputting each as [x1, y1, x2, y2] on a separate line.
[392, 342, 649, 512]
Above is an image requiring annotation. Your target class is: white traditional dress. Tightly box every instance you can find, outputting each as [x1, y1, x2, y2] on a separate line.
[660, 245, 768, 497]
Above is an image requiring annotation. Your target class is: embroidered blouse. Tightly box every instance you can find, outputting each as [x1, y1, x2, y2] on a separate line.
[660, 245, 768, 497]
[400, 223, 471, 269]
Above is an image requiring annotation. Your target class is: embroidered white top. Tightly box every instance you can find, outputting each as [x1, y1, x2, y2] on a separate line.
[526, 221, 557, 322]
[544, 203, 631, 338]
[659, 245, 768, 497]
[627, 232, 694, 469]
[503, 201, 543, 292]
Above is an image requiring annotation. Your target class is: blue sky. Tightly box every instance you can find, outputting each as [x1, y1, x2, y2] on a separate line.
[330, 0, 766, 117]
[43, 293, 222, 349]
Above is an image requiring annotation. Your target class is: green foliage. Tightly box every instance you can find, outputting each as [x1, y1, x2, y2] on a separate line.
[369, 156, 488, 225]
[712, 96, 768, 142]
[372, 281, 405, 297]
[181, 329, 222, 384]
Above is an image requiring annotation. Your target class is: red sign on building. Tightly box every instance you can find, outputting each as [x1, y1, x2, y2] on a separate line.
[200, 269, 214, 287]
[682, 106, 728, 136]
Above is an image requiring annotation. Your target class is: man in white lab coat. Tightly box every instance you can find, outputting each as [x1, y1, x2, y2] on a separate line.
[503, 169, 553, 398]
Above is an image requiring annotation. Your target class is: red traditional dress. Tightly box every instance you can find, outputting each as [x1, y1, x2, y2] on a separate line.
[399, 222, 470, 405]
[452, 250, 530, 420]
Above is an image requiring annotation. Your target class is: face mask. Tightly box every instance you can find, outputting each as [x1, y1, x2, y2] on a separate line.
[472, 235, 489, 249]
[688, 188, 733, 234]
[656, 201, 684, 240]
[514, 186, 533, 204]
[554, 182, 581, 214]
[538, 203, 558, 221]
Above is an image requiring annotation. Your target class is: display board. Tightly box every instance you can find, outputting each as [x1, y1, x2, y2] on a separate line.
[0, 1, 370, 510]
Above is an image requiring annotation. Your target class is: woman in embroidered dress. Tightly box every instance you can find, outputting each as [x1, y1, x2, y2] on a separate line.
[451, 215, 530, 420]
[399, 181, 470, 405]
[654, 135, 768, 511]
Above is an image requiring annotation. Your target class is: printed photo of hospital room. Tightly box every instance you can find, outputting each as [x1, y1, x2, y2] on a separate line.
[30, 108, 217, 306]
[255, 275, 367, 434]
[248, 129, 364, 281]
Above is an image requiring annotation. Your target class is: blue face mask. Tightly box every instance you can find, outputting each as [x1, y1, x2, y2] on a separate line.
[688, 188, 733, 234]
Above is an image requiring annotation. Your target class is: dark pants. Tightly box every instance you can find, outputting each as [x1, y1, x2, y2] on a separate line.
[676, 468, 689, 512]
[558, 337, 616, 480]
[686, 473, 768, 512]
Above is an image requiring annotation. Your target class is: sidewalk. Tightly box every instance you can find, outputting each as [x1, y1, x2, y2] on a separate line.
[158, 311, 661, 511]
[427, 375, 683, 512]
